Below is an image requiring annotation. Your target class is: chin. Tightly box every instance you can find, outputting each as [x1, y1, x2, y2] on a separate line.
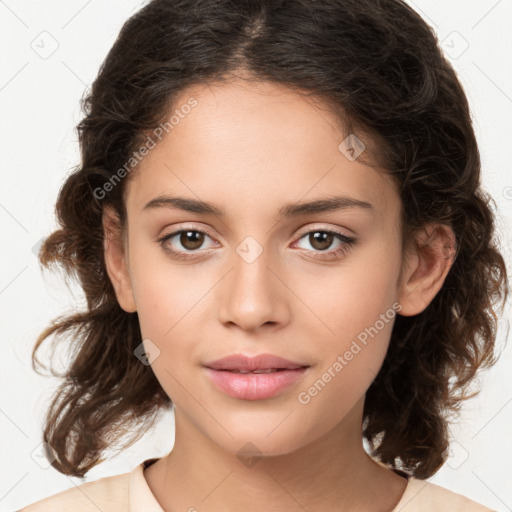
[204, 421, 314, 460]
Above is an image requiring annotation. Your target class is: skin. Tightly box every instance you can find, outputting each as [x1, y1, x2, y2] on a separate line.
[103, 76, 455, 511]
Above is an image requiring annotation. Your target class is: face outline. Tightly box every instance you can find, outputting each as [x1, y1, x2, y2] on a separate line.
[103, 77, 455, 460]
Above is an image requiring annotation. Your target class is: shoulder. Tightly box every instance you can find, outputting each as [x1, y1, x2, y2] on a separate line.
[18, 472, 130, 512]
[396, 478, 496, 511]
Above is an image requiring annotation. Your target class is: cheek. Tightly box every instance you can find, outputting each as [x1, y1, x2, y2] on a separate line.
[293, 235, 401, 403]
[294, 231, 402, 340]
[127, 235, 207, 339]
[296, 308, 396, 427]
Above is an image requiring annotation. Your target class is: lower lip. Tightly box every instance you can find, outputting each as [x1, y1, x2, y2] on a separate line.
[204, 367, 309, 400]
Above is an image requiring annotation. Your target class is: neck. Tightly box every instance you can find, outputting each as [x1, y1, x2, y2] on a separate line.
[144, 399, 407, 512]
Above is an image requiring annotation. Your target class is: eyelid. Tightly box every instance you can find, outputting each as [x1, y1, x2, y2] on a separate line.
[158, 223, 218, 240]
[158, 222, 355, 244]
[294, 223, 356, 239]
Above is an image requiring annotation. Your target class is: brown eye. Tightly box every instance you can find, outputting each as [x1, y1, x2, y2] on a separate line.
[158, 228, 217, 260]
[308, 231, 335, 251]
[179, 230, 205, 251]
[294, 228, 356, 261]
[158, 226, 355, 262]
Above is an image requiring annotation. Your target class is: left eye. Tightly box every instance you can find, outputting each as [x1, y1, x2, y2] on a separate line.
[158, 228, 356, 260]
[294, 230, 355, 252]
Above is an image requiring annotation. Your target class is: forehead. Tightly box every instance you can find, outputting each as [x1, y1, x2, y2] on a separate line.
[125, 78, 399, 220]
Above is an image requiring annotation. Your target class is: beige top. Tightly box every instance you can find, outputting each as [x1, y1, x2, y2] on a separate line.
[19, 459, 495, 511]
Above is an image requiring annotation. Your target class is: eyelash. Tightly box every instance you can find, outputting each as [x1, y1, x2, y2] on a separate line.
[157, 227, 356, 261]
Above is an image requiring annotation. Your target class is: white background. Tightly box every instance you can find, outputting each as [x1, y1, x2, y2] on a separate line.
[0, 0, 511, 510]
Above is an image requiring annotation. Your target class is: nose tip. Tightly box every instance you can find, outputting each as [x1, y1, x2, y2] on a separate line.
[216, 254, 290, 332]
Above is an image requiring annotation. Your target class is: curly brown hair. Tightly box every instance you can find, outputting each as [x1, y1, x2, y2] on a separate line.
[33, 0, 508, 479]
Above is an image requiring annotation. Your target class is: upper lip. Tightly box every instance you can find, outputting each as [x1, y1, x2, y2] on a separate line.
[204, 353, 309, 371]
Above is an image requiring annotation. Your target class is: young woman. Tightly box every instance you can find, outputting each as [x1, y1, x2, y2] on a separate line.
[20, 0, 508, 510]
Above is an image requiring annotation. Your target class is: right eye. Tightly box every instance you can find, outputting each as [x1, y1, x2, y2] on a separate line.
[157, 228, 218, 260]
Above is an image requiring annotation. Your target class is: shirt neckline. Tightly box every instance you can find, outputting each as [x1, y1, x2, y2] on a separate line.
[130, 459, 414, 512]
[129, 459, 165, 512]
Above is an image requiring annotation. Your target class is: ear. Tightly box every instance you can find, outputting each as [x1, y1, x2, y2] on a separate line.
[103, 205, 137, 313]
[397, 223, 456, 316]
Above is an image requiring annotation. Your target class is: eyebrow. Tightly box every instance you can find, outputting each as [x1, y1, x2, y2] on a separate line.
[142, 194, 373, 217]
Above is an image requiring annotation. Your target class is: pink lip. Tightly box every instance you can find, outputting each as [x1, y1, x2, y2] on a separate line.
[203, 353, 310, 400]
[204, 353, 307, 371]
[204, 367, 309, 400]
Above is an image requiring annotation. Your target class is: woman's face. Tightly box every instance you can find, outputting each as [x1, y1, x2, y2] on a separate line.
[114, 78, 408, 456]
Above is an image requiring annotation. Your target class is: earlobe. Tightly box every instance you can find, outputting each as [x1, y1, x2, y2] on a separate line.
[102, 205, 137, 313]
[397, 223, 456, 316]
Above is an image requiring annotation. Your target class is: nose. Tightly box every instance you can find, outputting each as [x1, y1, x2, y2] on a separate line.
[216, 244, 290, 333]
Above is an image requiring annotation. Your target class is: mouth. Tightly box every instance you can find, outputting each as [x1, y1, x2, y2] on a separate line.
[202, 353, 311, 400]
[211, 367, 308, 373]
[203, 352, 309, 372]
